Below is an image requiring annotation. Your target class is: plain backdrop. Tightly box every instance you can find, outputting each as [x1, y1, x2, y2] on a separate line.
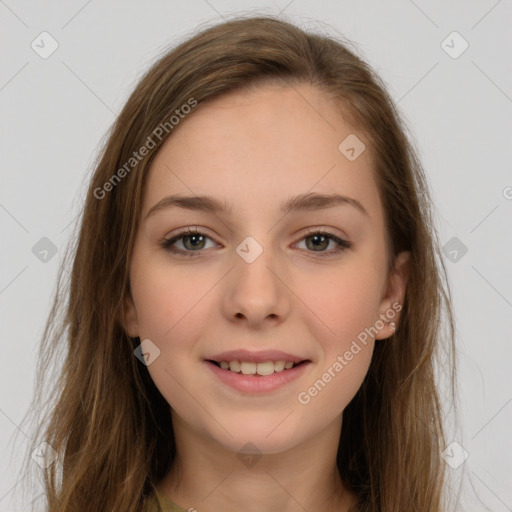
[1, 1, 511, 510]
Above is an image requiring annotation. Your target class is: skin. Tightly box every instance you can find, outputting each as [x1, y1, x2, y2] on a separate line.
[123, 82, 410, 512]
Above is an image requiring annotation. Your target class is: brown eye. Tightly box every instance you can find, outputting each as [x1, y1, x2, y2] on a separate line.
[296, 230, 352, 257]
[305, 233, 330, 251]
[161, 228, 216, 257]
[181, 233, 207, 250]
[161, 227, 352, 258]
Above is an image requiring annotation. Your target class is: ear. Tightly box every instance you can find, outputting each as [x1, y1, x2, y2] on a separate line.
[120, 289, 140, 338]
[374, 250, 410, 340]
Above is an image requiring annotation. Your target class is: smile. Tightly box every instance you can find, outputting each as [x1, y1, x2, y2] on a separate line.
[205, 359, 311, 394]
[211, 359, 301, 375]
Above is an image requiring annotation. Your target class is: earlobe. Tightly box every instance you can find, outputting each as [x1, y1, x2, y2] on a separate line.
[375, 250, 411, 340]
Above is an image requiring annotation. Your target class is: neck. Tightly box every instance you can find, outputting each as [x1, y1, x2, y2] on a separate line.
[157, 414, 357, 512]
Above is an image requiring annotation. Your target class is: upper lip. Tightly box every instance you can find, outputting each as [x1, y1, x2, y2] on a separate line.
[206, 349, 310, 364]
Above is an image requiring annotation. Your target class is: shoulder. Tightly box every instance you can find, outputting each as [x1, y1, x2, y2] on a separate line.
[143, 489, 189, 512]
[141, 492, 157, 512]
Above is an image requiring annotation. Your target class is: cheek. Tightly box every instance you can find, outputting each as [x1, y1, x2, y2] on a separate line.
[130, 252, 210, 340]
[129, 256, 211, 408]
[293, 260, 382, 410]
[297, 341, 374, 435]
[296, 270, 378, 421]
[298, 259, 384, 346]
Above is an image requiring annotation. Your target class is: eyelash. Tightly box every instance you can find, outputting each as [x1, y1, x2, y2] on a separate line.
[160, 227, 352, 258]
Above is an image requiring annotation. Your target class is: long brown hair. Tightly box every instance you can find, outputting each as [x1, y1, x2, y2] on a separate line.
[17, 13, 457, 511]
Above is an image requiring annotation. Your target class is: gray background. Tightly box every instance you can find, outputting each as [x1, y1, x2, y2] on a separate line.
[1, 1, 511, 510]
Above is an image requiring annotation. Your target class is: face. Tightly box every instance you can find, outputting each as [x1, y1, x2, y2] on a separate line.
[123, 82, 409, 455]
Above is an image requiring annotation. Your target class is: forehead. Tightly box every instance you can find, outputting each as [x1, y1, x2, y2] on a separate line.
[142, 83, 383, 225]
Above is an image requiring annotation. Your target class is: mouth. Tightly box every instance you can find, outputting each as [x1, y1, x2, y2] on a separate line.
[205, 359, 310, 376]
[204, 357, 312, 394]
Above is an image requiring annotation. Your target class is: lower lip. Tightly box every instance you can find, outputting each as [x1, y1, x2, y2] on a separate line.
[204, 360, 311, 394]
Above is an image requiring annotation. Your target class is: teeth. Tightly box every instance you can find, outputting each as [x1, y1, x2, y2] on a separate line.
[241, 362, 257, 375]
[216, 360, 299, 375]
[273, 361, 285, 372]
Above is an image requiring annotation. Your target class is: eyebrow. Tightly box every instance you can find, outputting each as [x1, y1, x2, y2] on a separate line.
[145, 192, 369, 219]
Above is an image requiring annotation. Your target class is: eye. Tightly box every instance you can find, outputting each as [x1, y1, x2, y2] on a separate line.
[294, 229, 352, 257]
[160, 227, 352, 258]
[161, 227, 217, 257]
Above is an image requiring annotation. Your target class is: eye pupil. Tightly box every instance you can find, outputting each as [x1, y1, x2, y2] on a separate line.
[307, 234, 328, 251]
[184, 234, 205, 250]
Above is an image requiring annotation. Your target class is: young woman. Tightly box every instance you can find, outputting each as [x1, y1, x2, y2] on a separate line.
[21, 14, 456, 512]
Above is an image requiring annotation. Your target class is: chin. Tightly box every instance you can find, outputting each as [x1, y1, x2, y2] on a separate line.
[209, 416, 304, 455]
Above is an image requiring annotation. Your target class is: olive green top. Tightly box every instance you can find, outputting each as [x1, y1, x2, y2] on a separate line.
[143, 488, 188, 512]
[145, 487, 360, 511]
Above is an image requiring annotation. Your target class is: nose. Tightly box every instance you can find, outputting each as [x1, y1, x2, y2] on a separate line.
[222, 244, 291, 329]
